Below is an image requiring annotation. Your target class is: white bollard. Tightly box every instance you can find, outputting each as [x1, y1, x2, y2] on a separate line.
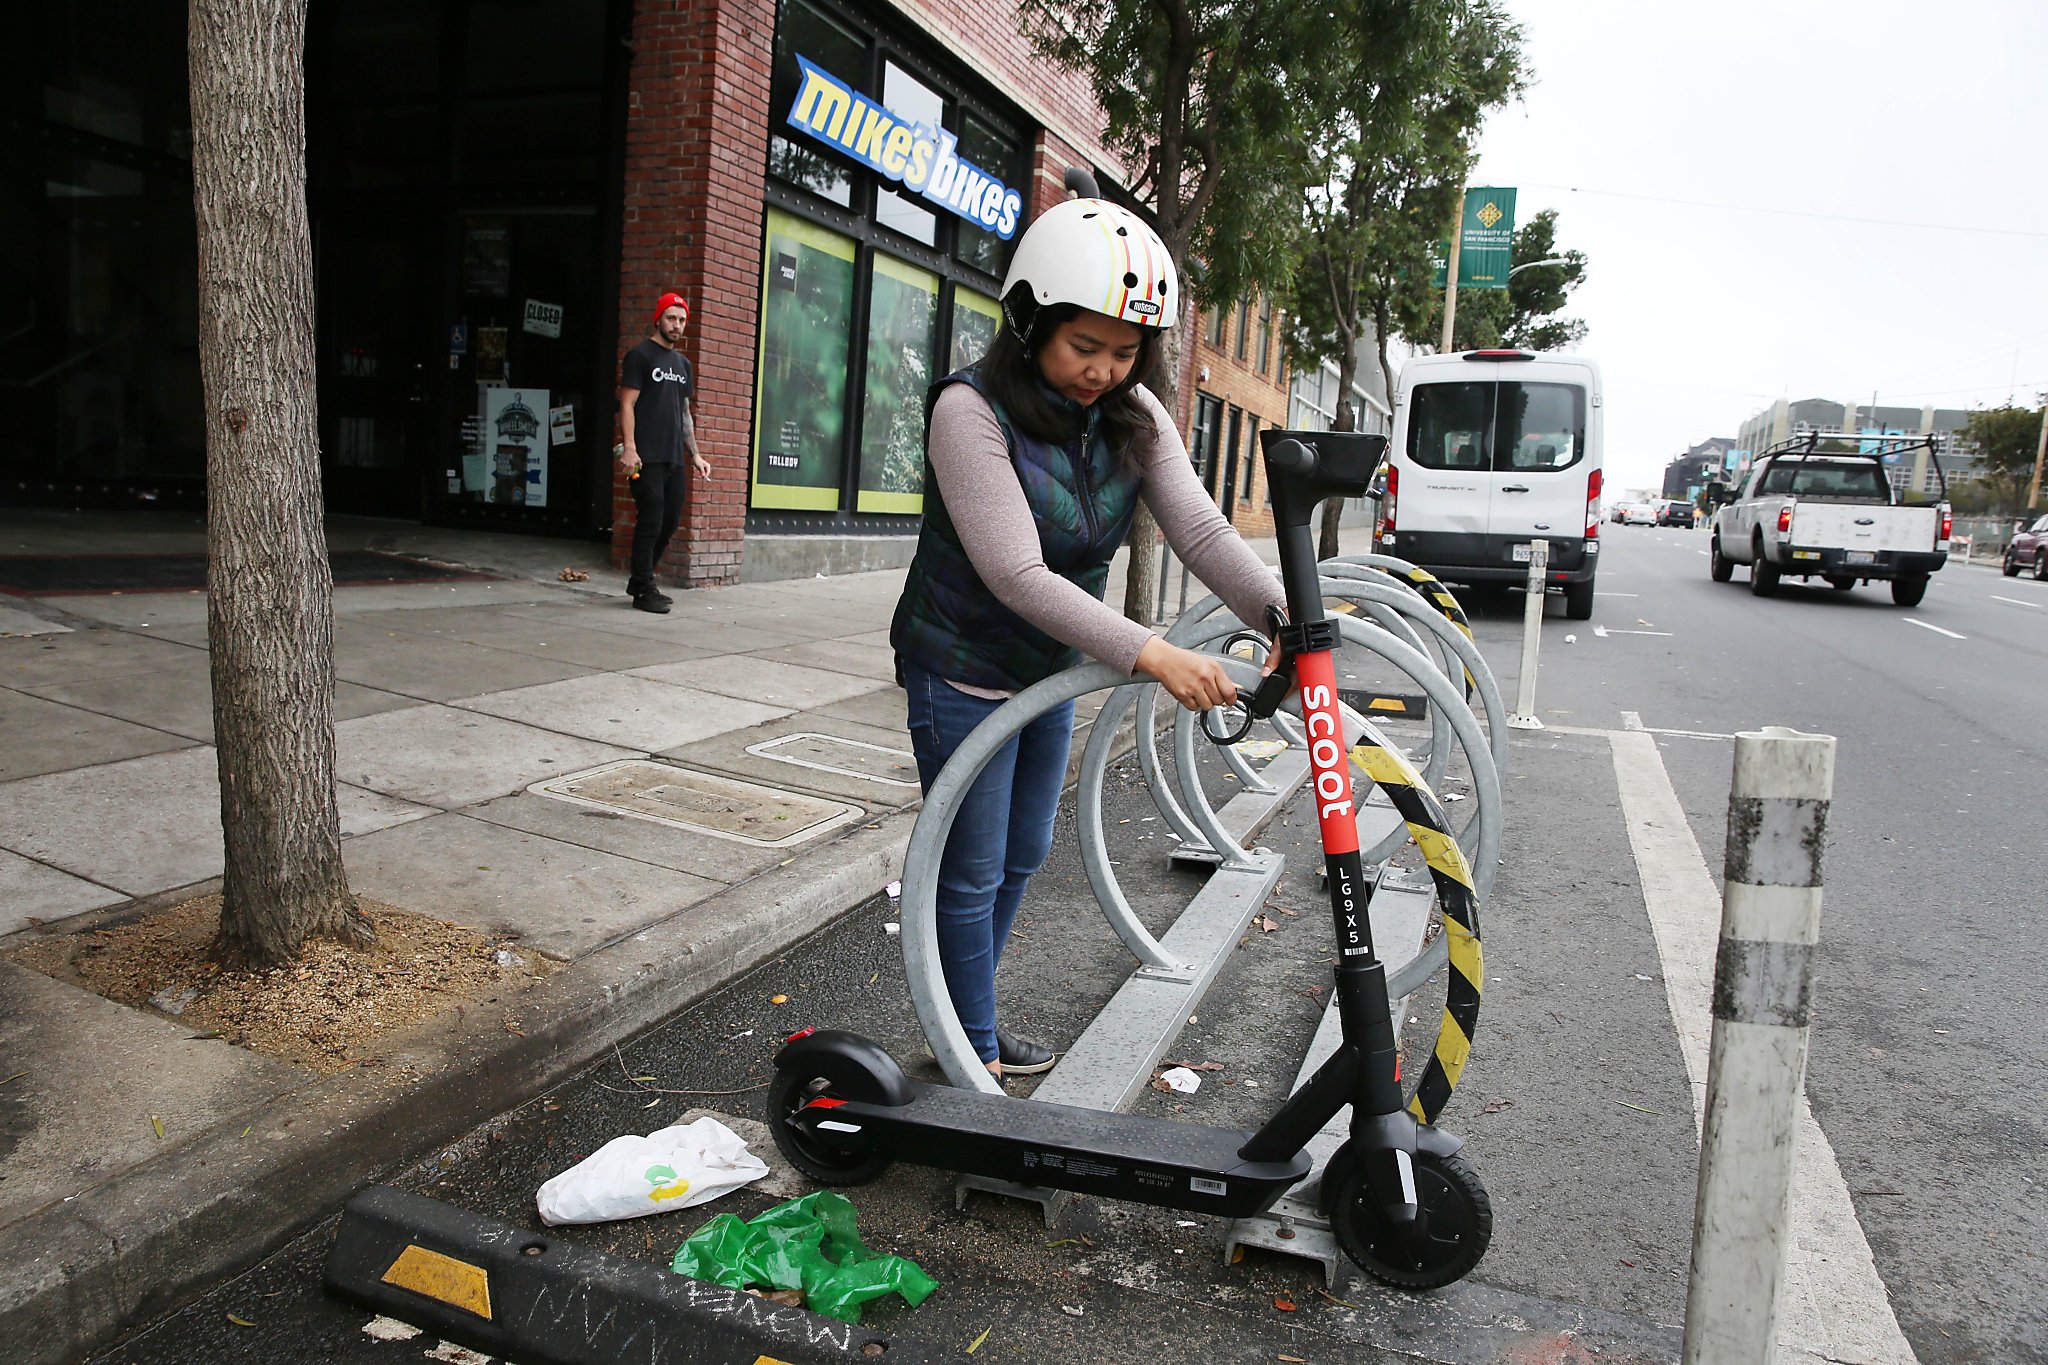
[1682, 726, 1837, 1365]
[1505, 540, 1547, 730]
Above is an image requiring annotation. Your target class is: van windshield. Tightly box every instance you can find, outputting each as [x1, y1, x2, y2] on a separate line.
[1407, 380, 1587, 474]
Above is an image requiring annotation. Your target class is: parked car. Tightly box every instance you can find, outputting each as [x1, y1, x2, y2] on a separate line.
[1379, 348, 1604, 619]
[1655, 500, 1694, 527]
[1623, 502, 1658, 526]
[2004, 513, 2048, 580]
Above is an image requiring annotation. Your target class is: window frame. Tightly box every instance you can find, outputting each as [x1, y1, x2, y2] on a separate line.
[755, 0, 1029, 528]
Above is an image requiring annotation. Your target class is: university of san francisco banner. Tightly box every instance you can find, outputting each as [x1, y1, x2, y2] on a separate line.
[785, 56, 1023, 239]
[1430, 187, 1518, 290]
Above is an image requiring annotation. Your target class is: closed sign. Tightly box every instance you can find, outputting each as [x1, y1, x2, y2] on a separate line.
[522, 299, 563, 338]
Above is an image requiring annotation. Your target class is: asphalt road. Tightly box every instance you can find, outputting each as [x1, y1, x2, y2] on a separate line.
[93, 528, 2044, 1364]
[1475, 525, 2048, 1363]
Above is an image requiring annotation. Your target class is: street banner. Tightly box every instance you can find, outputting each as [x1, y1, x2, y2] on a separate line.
[1431, 187, 1518, 290]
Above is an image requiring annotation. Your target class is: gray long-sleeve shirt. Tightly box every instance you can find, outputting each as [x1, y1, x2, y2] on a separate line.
[925, 381, 1285, 695]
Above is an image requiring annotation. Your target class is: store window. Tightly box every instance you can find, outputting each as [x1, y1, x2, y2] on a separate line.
[753, 210, 857, 510]
[756, 0, 1027, 523]
[1191, 394, 1223, 489]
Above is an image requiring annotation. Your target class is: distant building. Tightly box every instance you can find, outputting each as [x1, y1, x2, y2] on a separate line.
[1734, 399, 1978, 499]
[1662, 438, 1735, 500]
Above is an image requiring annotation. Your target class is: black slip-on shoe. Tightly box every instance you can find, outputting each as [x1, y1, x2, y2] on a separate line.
[632, 592, 671, 614]
[996, 1027, 1057, 1075]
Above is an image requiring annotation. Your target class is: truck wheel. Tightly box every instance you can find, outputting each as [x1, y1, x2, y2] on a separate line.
[1749, 539, 1779, 597]
[1709, 538, 1733, 582]
[1563, 578, 1595, 620]
[1891, 576, 1928, 607]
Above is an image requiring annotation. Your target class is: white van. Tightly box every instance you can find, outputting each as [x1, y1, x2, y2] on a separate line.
[1378, 349, 1603, 619]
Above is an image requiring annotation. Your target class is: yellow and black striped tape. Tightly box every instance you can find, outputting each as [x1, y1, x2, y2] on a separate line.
[1348, 740, 1483, 1124]
[1399, 567, 1477, 699]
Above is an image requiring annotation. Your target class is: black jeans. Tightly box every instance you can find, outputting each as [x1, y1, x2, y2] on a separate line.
[627, 461, 685, 595]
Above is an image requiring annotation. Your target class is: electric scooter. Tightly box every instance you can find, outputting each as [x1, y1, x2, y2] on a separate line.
[768, 430, 1491, 1289]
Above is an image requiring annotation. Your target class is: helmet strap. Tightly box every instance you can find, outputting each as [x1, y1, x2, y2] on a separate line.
[1001, 290, 1040, 359]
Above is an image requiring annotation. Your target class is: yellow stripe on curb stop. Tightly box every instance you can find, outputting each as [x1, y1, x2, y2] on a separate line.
[381, 1244, 493, 1321]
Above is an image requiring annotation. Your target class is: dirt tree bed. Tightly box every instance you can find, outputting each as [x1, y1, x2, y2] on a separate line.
[7, 895, 554, 1074]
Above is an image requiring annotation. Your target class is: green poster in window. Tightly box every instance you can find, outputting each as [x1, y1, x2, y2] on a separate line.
[947, 288, 1001, 374]
[753, 210, 855, 510]
[857, 255, 939, 514]
[1429, 187, 1516, 290]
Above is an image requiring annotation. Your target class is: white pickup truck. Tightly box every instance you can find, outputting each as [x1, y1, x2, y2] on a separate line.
[1708, 435, 1951, 606]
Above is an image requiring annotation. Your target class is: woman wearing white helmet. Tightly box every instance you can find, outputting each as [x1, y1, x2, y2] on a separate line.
[889, 197, 1288, 1080]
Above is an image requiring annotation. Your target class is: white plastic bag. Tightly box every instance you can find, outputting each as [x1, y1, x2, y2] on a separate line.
[536, 1116, 769, 1226]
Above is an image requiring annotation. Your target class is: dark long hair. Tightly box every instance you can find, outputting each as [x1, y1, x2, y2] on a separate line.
[975, 295, 1161, 467]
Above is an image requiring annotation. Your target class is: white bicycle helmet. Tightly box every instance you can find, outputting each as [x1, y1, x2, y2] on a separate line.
[1001, 197, 1179, 334]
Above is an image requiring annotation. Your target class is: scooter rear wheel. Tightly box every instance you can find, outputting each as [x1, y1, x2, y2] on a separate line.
[1332, 1149, 1492, 1290]
[767, 1068, 894, 1185]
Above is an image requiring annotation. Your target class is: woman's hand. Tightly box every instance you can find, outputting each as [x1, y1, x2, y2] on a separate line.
[1136, 636, 1240, 712]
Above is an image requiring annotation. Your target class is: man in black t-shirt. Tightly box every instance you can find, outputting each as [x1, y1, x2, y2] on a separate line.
[617, 291, 708, 612]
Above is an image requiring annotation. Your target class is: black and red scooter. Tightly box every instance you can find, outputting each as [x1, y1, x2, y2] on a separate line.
[768, 430, 1490, 1288]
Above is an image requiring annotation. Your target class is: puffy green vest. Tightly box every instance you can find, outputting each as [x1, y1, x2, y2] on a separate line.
[891, 367, 1143, 691]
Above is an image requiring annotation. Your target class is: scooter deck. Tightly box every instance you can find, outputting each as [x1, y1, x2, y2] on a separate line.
[805, 1082, 1313, 1218]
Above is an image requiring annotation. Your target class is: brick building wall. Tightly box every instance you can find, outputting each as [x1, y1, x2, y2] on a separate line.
[609, 0, 1177, 588]
[1187, 297, 1291, 538]
[611, 0, 777, 588]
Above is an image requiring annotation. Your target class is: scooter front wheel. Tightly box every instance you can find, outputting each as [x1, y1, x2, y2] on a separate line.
[1332, 1149, 1492, 1290]
[767, 1066, 894, 1185]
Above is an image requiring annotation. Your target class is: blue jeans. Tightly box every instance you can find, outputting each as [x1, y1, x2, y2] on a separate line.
[903, 661, 1075, 1065]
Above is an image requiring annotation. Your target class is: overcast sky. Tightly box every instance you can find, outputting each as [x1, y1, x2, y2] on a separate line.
[1464, 0, 2048, 494]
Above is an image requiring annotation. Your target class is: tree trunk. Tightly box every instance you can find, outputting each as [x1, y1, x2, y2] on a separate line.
[1316, 346, 1363, 561]
[1122, 321, 1183, 628]
[189, 0, 369, 967]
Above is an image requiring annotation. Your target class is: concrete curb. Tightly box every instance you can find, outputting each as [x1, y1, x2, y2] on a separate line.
[0, 811, 915, 1365]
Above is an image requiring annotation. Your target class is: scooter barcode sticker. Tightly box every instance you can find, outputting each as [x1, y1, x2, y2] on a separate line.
[1189, 1177, 1227, 1196]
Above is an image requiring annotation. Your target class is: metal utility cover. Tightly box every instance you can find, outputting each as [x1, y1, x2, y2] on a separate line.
[530, 760, 860, 848]
[744, 731, 920, 788]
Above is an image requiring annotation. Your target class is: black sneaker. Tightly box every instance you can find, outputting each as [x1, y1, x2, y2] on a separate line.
[632, 592, 671, 615]
[645, 588, 674, 607]
[996, 1027, 1056, 1075]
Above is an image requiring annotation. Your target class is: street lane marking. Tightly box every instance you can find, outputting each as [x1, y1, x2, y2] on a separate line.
[1593, 626, 1674, 637]
[1560, 720, 1733, 741]
[1991, 595, 2043, 609]
[1607, 731, 1918, 1365]
[1902, 618, 1965, 639]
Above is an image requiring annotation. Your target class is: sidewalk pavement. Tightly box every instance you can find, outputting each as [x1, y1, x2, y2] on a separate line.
[0, 509, 1236, 1363]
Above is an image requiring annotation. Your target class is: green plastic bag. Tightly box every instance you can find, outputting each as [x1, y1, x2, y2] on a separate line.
[671, 1190, 938, 1324]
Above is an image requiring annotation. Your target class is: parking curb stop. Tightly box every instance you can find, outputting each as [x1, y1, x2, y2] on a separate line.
[324, 1186, 944, 1365]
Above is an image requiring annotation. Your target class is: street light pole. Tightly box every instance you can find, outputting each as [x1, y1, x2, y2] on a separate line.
[1508, 256, 1570, 277]
[2028, 403, 2046, 509]
[1440, 194, 1465, 353]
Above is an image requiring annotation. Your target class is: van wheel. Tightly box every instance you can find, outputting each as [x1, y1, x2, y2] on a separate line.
[1750, 538, 1779, 597]
[1709, 538, 1733, 582]
[1891, 576, 1928, 607]
[1563, 578, 1595, 620]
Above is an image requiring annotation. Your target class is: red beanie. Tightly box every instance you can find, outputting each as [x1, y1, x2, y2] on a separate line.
[653, 292, 689, 326]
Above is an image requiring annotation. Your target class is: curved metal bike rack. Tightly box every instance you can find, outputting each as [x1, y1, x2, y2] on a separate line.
[890, 552, 1507, 1272]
